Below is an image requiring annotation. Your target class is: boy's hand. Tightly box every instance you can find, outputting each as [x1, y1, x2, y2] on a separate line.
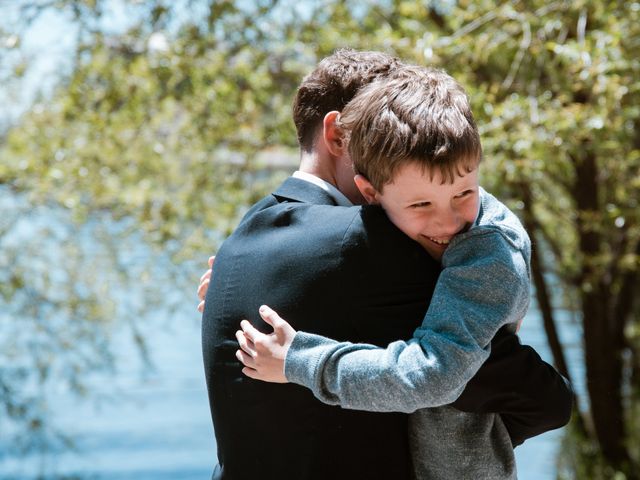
[235, 305, 296, 383]
[197, 256, 215, 312]
[516, 317, 524, 333]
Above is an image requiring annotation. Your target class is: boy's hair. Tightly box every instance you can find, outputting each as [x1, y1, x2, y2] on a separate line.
[292, 49, 404, 152]
[339, 65, 482, 190]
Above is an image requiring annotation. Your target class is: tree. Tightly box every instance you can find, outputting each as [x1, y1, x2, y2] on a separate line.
[407, 2, 640, 476]
[1, 0, 638, 477]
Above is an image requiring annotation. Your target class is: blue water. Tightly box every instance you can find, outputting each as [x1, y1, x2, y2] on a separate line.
[0, 311, 215, 479]
[515, 308, 583, 479]
[0, 302, 582, 480]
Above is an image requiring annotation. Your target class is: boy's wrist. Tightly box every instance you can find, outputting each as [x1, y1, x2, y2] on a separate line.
[284, 331, 339, 389]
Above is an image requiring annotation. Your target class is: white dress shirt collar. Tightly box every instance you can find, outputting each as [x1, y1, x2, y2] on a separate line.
[292, 171, 353, 207]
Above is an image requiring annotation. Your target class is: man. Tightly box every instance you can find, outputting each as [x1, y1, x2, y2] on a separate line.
[201, 49, 571, 480]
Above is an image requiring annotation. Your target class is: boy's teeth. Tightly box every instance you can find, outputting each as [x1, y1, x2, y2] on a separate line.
[429, 237, 450, 245]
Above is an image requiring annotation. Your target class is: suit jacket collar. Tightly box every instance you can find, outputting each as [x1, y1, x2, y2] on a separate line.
[272, 176, 339, 206]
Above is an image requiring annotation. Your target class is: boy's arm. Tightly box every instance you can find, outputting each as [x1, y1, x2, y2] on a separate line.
[286, 229, 530, 412]
[238, 307, 573, 445]
[451, 328, 573, 445]
[241, 230, 531, 413]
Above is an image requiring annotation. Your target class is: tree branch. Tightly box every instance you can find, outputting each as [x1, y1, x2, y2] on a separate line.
[502, 15, 531, 90]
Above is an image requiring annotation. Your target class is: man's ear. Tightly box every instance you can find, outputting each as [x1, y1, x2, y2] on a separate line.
[322, 111, 346, 157]
[354, 174, 380, 204]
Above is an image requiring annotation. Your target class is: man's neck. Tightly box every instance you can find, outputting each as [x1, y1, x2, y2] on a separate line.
[298, 150, 364, 205]
[298, 150, 336, 186]
[292, 171, 352, 207]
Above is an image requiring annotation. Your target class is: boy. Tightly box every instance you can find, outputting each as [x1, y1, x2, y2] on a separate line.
[234, 65, 568, 478]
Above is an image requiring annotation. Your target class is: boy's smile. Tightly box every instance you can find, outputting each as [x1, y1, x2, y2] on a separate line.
[360, 162, 480, 261]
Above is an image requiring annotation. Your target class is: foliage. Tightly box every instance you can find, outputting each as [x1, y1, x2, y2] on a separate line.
[0, 189, 109, 458]
[411, 3, 640, 477]
[1, 0, 304, 248]
[1, 0, 638, 477]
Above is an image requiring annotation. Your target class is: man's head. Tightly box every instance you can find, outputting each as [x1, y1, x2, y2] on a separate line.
[338, 65, 482, 260]
[292, 49, 404, 153]
[291, 49, 404, 204]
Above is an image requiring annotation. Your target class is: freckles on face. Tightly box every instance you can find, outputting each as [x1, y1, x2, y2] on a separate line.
[375, 162, 480, 260]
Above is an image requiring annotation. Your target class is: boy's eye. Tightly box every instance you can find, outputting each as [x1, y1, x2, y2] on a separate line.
[456, 190, 473, 198]
[410, 201, 431, 208]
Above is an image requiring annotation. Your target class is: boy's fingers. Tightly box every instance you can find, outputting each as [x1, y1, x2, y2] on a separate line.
[197, 300, 205, 313]
[259, 305, 292, 343]
[208, 255, 216, 268]
[242, 367, 260, 380]
[197, 278, 210, 300]
[236, 349, 255, 369]
[240, 319, 264, 343]
[199, 269, 212, 284]
[236, 330, 257, 357]
[259, 305, 285, 329]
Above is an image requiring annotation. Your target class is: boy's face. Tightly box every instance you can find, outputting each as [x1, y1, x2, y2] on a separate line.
[367, 161, 480, 261]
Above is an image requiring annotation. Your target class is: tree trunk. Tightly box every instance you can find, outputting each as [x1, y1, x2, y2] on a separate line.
[519, 183, 589, 436]
[573, 149, 632, 473]
[520, 184, 571, 380]
[582, 289, 630, 469]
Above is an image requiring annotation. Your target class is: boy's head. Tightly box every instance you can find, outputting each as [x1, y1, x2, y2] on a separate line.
[338, 65, 482, 260]
[292, 49, 404, 152]
[339, 65, 482, 190]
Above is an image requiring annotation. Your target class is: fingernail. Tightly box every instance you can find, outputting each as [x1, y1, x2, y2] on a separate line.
[259, 305, 267, 313]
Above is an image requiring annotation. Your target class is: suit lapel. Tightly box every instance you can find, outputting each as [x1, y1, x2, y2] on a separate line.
[272, 177, 339, 206]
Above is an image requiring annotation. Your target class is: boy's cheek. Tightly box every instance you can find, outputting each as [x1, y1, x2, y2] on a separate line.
[416, 237, 445, 261]
[394, 220, 419, 241]
[391, 222, 442, 260]
[383, 208, 417, 238]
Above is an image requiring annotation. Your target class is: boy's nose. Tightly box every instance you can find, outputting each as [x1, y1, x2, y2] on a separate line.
[431, 212, 462, 237]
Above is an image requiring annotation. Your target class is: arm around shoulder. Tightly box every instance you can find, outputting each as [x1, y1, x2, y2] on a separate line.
[451, 329, 574, 446]
[282, 229, 533, 413]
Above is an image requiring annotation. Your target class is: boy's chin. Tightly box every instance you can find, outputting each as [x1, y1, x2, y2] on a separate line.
[415, 236, 447, 262]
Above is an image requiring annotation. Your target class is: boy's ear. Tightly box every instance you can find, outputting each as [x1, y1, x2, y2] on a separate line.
[354, 174, 380, 204]
[322, 111, 346, 157]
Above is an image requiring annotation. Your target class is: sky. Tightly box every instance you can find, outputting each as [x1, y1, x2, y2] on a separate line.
[0, 0, 304, 131]
[0, 0, 150, 130]
[0, 0, 355, 133]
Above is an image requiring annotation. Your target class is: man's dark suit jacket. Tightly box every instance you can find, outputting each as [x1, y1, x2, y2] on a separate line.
[202, 177, 571, 480]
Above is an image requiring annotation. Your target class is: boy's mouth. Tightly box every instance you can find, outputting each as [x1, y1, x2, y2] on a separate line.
[426, 236, 451, 246]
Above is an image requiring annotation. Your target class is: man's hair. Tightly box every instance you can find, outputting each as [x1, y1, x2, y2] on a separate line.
[292, 49, 403, 152]
[338, 65, 482, 190]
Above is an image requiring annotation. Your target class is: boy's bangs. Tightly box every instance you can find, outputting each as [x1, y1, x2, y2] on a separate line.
[419, 154, 481, 185]
[410, 136, 482, 185]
